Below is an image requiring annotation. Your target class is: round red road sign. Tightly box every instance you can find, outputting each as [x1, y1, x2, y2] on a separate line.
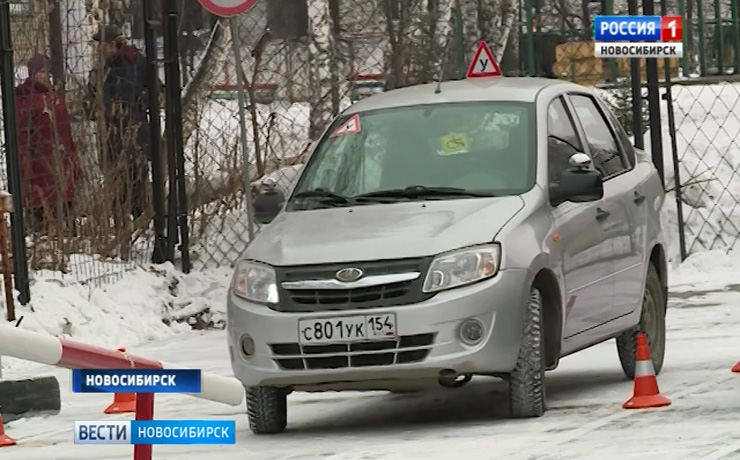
[197, 0, 259, 17]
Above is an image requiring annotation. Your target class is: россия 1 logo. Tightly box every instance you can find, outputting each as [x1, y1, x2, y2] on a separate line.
[593, 15, 684, 58]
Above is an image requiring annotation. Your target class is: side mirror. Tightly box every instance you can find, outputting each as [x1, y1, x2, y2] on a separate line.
[550, 153, 603, 205]
[253, 189, 285, 225]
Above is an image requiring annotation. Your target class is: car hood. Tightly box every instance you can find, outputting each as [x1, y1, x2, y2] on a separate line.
[246, 197, 525, 266]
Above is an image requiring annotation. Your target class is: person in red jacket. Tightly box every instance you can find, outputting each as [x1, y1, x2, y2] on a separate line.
[15, 54, 82, 234]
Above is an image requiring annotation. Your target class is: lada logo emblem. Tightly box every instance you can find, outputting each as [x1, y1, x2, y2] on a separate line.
[335, 267, 363, 282]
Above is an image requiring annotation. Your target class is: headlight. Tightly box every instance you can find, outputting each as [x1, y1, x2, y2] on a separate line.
[422, 244, 501, 293]
[231, 260, 279, 304]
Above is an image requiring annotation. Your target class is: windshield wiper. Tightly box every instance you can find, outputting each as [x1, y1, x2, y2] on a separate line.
[293, 188, 353, 206]
[355, 185, 496, 200]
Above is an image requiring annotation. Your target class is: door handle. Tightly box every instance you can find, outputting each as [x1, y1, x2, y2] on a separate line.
[634, 191, 646, 205]
[596, 207, 610, 221]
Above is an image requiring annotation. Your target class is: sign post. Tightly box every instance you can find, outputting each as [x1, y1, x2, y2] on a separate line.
[197, 0, 260, 241]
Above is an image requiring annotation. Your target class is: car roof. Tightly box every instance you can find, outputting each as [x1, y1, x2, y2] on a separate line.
[344, 77, 590, 115]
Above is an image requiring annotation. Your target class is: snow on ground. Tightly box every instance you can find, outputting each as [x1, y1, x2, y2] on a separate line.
[1, 262, 231, 376]
[1, 249, 740, 459]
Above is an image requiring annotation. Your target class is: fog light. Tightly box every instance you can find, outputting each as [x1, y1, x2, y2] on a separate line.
[459, 319, 484, 346]
[240, 335, 255, 357]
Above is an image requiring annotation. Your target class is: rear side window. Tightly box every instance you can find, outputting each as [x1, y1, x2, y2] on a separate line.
[569, 94, 629, 179]
[599, 99, 637, 168]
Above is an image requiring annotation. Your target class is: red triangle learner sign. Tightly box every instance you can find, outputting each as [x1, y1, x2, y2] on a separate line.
[466, 41, 502, 78]
[330, 114, 361, 137]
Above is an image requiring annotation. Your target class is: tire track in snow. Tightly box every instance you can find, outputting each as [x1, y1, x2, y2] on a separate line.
[509, 374, 737, 457]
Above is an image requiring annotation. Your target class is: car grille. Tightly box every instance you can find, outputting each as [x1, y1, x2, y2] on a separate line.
[273, 257, 434, 312]
[269, 333, 435, 370]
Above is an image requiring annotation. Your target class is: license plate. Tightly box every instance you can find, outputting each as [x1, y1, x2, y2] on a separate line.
[298, 314, 397, 345]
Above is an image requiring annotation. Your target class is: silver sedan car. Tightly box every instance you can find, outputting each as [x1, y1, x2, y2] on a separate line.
[227, 76, 668, 434]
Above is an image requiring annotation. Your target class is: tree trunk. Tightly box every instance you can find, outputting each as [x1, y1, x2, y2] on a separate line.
[48, 0, 66, 97]
[430, 0, 455, 81]
[490, 0, 518, 62]
[459, 0, 480, 54]
[382, 0, 400, 89]
[307, 0, 336, 140]
[409, 0, 434, 84]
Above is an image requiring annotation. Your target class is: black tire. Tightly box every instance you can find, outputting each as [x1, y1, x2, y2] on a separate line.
[246, 386, 287, 434]
[0, 376, 61, 423]
[509, 287, 546, 418]
[616, 263, 666, 380]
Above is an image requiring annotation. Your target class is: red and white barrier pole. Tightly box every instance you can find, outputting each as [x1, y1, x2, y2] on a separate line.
[0, 323, 244, 406]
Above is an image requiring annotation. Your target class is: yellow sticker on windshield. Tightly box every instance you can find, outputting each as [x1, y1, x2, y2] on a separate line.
[439, 133, 471, 155]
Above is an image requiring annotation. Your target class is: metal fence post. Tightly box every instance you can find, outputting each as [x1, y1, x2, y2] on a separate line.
[731, 0, 740, 74]
[628, 0, 644, 149]
[0, 193, 14, 321]
[162, 0, 190, 273]
[143, 0, 167, 265]
[713, 0, 724, 74]
[677, 0, 690, 76]
[603, 0, 618, 82]
[659, 0, 688, 261]
[696, 0, 706, 75]
[642, 0, 665, 184]
[229, 18, 256, 243]
[523, 0, 536, 75]
[0, 0, 30, 305]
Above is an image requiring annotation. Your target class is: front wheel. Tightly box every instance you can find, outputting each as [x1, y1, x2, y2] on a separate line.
[246, 386, 288, 434]
[616, 263, 666, 379]
[508, 287, 546, 418]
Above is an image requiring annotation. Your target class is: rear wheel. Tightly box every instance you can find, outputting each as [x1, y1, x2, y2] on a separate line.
[246, 386, 287, 434]
[616, 263, 666, 379]
[508, 287, 546, 418]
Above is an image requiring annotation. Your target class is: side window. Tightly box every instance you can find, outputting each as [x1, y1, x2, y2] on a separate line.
[569, 94, 628, 178]
[547, 97, 583, 183]
[598, 98, 636, 168]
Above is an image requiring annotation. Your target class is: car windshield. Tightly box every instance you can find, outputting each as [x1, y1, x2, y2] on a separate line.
[287, 101, 536, 210]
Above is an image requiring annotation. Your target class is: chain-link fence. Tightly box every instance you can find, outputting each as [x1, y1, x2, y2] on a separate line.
[659, 0, 740, 255]
[520, 0, 740, 260]
[182, 0, 492, 270]
[1, 0, 155, 286]
[2, 0, 740, 297]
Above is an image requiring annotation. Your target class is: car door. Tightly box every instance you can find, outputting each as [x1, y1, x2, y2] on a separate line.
[567, 93, 644, 321]
[545, 96, 615, 339]
[597, 96, 650, 316]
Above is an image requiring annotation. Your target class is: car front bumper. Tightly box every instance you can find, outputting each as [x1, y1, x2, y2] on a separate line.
[227, 268, 530, 389]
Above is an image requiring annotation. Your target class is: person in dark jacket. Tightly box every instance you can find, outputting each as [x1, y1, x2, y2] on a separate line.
[15, 54, 83, 234]
[86, 25, 152, 236]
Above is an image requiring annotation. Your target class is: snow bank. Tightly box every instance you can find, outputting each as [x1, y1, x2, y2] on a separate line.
[670, 249, 740, 292]
[5, 263, 231, 351]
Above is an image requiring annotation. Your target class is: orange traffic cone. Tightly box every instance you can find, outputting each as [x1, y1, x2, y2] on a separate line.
[732, 361, 740, 373]
[623, 332, 671, 409]
[0, 414, 16, 447]
[104, 348, 136, 414]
